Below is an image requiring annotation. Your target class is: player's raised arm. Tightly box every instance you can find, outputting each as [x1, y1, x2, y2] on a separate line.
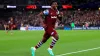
[37, 11, 44, 27]
[37, 9, 49, 28]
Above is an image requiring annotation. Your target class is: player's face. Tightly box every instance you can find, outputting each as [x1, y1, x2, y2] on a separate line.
[10, 17, 13, 21]
[51, 2, 58, 9]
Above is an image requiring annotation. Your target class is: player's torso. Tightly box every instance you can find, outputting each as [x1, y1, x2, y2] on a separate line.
[44, 9, 58, 28]
[9, 20, 14, 25]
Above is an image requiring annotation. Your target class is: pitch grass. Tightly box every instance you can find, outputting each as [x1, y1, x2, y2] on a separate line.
[0, 30, 100, 56]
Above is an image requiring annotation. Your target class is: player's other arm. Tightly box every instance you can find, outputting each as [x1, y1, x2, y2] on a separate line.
[37, 10, 49, 28]
[37, 11, 46, 28]
[57, 11, 63, 20]
[57, 11, 63, 23]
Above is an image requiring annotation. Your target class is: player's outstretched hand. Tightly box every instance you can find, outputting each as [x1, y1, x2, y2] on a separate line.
[42, 24, 47, 28]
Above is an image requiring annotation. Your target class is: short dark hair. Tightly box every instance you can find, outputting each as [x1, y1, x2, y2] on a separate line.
[50, 1, 57, 5]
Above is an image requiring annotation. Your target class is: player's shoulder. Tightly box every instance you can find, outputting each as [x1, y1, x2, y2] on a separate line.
[43, 9, 49, 15]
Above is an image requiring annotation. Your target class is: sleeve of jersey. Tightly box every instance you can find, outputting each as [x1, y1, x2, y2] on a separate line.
[43, 9, 49, 15]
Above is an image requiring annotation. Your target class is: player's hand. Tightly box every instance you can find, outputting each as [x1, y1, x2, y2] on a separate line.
[58, 12, 63, 17]
[42, 24, 47, 28]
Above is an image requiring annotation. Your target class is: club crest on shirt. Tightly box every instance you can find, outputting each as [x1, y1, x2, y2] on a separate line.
[51, 16, 57, 18]
[51, 13, 53, 15]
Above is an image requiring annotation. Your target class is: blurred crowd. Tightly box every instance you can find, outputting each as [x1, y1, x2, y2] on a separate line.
[62, 10, 100, 27]
[15, 11, 40, 27]
[0, 10, 100, 30]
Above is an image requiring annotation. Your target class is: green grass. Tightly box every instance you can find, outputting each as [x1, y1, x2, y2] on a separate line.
[0, 30, 100, 56]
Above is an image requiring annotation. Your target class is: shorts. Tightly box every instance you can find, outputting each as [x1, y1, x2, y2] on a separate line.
[43, 27, 57, 37]
[9, 24, 14, 30]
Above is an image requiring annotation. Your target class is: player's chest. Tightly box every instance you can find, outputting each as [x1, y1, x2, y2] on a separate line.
[49, 10, 58, 16]
[49, 10, 58, 19]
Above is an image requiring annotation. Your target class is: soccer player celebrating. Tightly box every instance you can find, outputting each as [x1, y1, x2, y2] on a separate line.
[31, 1, 62, 56]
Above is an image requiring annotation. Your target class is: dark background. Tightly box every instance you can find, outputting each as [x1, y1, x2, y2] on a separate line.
[0, 0, 100, 6]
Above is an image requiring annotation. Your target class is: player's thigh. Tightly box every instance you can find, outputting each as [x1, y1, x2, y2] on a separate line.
[48, 28, 59, 40]
[8, 25, 11, 30]
[47, 28, 57, 36]
[52, 30, 59, 40]
[42, 32, 51, 42]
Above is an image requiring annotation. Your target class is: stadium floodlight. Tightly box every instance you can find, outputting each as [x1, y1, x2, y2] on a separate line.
[7, 5, 16, 8]
[62, 5, 72, 9]
[42, 6, 51, 8]
[26, 5, 37, 9]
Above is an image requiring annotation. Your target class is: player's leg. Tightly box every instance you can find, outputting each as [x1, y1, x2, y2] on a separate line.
[31, 32, 50, 56]
[35, 33, 50, 49]
[50, 34, 59, 49]
[4, 25, 7, 31]
[4, 25, 8, 33]
[48, 29, 59, 56]
[6, 25, 10, 33]
[10, 26, 14, 34]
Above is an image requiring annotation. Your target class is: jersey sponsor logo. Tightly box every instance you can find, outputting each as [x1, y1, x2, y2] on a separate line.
[51, 16, 57, 18]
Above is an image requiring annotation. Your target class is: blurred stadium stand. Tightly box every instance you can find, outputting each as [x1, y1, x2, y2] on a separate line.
[0, 0, 100, 30]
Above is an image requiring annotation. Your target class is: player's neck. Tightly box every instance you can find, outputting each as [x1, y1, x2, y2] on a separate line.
[51, 7, 57, 10]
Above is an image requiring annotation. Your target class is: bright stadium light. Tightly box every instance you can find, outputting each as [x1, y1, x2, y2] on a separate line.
[42, 6, 51, 8]
[7, 5, 16, 8]
[26, 5, 37, 9]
